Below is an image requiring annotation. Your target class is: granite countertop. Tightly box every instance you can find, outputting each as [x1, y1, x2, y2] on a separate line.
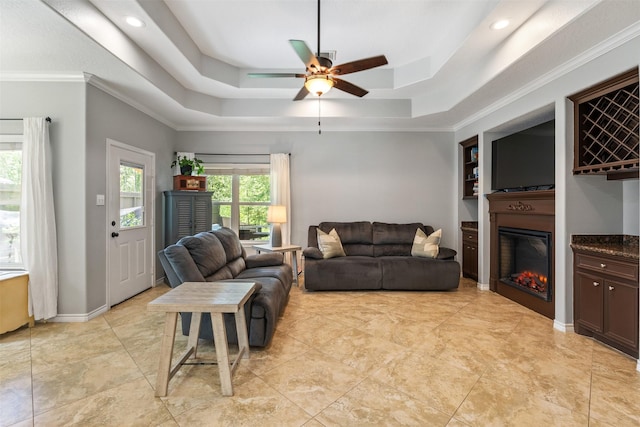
[570, 235, 639, 260]
[461, 221, 478, 232]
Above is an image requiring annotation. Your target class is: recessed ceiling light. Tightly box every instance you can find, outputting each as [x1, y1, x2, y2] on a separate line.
[125, 16, 145, 28]
[491, 19, 510, 30]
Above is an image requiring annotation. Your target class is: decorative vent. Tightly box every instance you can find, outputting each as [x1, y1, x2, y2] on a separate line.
[570, 69, 639, 176]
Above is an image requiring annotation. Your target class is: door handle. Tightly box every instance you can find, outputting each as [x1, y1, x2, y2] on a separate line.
[111, 232, 119, 238]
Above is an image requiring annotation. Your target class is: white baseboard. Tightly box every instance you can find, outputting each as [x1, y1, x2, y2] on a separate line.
[637, 359, 640, 372]
[553, 319, 573, 332]
[155, 276, 167, 286]
[49, 304, 108, 322]
[477, 282, 490, 291]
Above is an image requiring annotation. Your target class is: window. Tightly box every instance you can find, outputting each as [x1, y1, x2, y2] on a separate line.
[0, 136, 23, 268]
[119, 162, 144, 228]
[206, 167, 270, 241]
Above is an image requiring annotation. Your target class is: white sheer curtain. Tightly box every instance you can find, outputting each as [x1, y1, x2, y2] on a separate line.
[21, 118, 58, 320]
[270, 153, 291, 245]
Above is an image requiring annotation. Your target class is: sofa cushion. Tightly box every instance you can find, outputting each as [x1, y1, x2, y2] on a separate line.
[304, 256, 383, 290]
[236, 264, 293, 294]
[245, 253, 284, 268]
[317, 228, 346, 259]
[373, 222, 425, 256]
[380, 256, 460, 290]
[411, 228, 441, 258]
[163, 244, 206, 283]
[211, 227, 244, 261]
[178, 232, 229, 278]
[317, 222, 374, 256]
[226, 258, 247, 277]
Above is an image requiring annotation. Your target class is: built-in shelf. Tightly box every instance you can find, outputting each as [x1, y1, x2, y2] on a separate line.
[460, 136, 479, 199]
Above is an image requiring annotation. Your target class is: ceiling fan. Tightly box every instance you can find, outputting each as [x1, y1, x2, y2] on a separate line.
[248, 0, 388, 101]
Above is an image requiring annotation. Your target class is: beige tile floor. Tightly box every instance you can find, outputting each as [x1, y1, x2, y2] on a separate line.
[2, 277, 639, 426]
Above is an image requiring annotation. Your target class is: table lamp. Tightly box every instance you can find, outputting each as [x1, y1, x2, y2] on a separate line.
[267, 205, 286, 247]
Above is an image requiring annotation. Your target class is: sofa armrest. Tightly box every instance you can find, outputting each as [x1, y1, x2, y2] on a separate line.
[245, 252, 284, 268]
[437, 247, 457, 260]
[303, 247, 324, 259]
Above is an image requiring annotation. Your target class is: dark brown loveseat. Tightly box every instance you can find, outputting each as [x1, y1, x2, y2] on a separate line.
[158, 227, 292, 347]
[303, 221, 460, 291]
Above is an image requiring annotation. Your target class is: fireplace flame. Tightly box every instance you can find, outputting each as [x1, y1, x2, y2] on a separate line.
[511, 270, 548, 293]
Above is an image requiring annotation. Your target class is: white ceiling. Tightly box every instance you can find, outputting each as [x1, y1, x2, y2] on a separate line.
[1, 0, 639, 131]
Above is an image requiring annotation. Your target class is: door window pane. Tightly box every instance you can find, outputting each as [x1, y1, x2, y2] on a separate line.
[0, 146, 22, 266]
[120, 163, 144, 228]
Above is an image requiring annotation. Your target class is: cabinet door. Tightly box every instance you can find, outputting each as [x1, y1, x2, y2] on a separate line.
[174, 196, 195, 240]
[604, 278, 639, 350]
[193, 194, 212, 234]
[575, 271, 603, 332]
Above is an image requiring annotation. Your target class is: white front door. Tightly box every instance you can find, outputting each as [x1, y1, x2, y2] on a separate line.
[107, 140, 155, 306]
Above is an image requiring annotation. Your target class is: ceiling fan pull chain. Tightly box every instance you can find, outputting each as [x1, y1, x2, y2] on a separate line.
[318, 97, 322, 135]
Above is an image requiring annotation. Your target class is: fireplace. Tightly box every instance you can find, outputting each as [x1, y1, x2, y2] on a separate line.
[487, 190, 555, 319]
[498, 227, 552, 302]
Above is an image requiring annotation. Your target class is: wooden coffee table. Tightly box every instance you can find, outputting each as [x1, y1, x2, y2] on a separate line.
[147, 281, 256, 397]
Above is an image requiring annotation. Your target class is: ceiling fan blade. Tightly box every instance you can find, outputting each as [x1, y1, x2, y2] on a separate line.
[289, 40, 321, 71]
[247, 73, 306, 78]
[330, 55, 388, 75]
[333, 78, 369, 97]
[293, 85, 310, 101]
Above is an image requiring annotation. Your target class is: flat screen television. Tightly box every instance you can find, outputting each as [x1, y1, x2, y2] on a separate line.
[491, 120, 555, 192]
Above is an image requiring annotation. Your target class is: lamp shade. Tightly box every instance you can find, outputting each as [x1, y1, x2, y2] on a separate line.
[267, 205, 287, 224]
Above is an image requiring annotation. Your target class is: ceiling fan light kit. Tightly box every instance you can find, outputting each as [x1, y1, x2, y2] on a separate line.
[304, 75, 334, 96]
[247, 0, 388, 101]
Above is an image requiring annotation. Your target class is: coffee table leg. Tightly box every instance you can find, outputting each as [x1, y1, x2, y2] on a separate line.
[211, 312, 233, 396]
[234, 306, 250, 360]
[292, 250, 299, 286]
[155, 312, 178, 397]
[187, 312, 201, 359]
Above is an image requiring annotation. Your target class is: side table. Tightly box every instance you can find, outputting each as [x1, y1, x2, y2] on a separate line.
[147, 281, 256, 397]
[253, 243, 302, 286]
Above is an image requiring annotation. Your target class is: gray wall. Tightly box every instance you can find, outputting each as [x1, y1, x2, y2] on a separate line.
[0, 80, 175, 317]
[176, 131, 458, 249]
[86, 85, 175, 312]
[0, 80, 88, 315]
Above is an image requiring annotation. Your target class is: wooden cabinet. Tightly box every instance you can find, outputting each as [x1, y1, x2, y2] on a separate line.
[461, 227, 478, 281]
[568, 68, 639, 180]
[573, 249, 639, 358]
[460, 136, 479, 199]
[163, 191, 213, 247]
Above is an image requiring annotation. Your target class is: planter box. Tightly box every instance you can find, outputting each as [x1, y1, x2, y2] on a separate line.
[173, 175, 206, 191]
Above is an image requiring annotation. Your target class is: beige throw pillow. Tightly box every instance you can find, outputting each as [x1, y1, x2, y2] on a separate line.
[317, 228, 346, 259]
[411, 228, 441, 258]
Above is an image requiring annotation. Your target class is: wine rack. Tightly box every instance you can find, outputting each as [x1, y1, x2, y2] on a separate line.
[569, 69, 639, 178]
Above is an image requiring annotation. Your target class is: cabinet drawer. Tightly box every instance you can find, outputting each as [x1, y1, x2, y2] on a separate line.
[462, 231, 478, 244]
[575, 253, 639, 283]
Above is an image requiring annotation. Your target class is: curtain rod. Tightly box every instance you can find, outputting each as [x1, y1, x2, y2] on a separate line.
[186, 153, 289, 156]
[0, 117, 52, 122]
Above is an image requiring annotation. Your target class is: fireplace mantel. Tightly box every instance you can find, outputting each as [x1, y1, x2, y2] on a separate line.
[487, 190, 555, 318]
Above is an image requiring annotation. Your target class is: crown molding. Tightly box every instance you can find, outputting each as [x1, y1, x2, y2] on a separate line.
[453, 21, 640, 131]
[0, 72, 87, 82]
[84, 73, 178, 129]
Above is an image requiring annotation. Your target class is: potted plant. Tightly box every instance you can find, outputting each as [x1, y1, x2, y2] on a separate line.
[171, 156, 204, 176]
